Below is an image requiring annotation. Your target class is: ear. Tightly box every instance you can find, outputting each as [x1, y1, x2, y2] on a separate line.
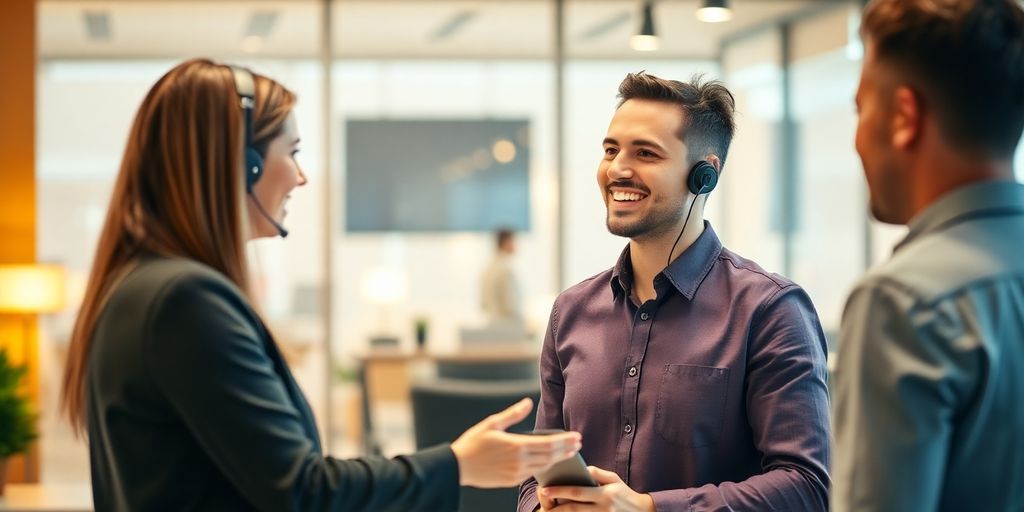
[891, 86, 922, 151]
[703, 154, 723, 175]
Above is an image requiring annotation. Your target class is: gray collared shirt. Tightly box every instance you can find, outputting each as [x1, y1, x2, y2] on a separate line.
[833, 180, 1024, 511]
[518, 222, 831, 512]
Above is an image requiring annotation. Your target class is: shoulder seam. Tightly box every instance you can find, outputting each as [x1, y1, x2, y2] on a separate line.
[719, 253, 789, 289]
[550, 301, 560, 339]
[752, 282, 799, 327]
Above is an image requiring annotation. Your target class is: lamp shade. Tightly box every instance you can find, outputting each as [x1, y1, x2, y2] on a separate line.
[360, 267, 409, 305]
[0, 264, 67, 314]
[630, 1, 660, 51]
[696, 0, 732, 23]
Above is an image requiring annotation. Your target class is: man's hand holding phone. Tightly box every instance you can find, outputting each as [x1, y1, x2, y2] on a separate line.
[534, 456, 655, 512]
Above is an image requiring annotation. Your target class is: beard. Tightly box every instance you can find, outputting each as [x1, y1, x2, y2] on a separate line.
[605, 198, 685, 240]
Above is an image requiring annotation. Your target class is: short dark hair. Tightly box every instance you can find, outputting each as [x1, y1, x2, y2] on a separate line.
[617, 72, 736, 167]
[495, 228, 514, 249]
[862, 0, 1024, 158]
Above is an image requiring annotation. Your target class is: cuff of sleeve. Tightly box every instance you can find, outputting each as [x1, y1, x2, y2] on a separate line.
[406, 444, 461, 511]
[519, 495, 539, 512]
[518, 477, 540, 512]
[649, 488, 692, 512]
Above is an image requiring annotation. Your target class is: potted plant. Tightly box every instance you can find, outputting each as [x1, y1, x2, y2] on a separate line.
[0, 349, 37, 495]
[413, 317, 429, 351]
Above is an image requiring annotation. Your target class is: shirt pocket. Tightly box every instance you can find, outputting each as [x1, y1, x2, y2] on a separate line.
[654, 364, 730, 448]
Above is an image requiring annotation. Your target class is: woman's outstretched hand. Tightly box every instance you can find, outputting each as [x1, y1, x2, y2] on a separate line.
[451, 398, 582, 488]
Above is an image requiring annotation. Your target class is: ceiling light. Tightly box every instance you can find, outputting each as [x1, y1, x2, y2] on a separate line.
[430, 10, 477, 41]
[696, 0, 732, 23]
[245, 10, 279, 39]
[83, 11, 111, 41]
[630, 1, 659, 52]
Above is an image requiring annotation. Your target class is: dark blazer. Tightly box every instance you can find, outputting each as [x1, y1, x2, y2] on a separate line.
[87, 256, 459, 511]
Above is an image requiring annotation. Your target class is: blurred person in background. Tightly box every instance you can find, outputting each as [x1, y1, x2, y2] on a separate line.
[60, 58, 580, 511]
[834, 0, 1024, 510]
[481, 228, 523, 325]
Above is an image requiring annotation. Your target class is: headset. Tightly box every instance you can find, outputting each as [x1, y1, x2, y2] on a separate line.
[229, 65, 288, 238]
[666, 160, 718, 267]
[687, 160, 718, 196]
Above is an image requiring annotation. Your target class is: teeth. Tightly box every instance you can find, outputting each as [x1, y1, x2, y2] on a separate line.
[612, 191, 645, 201]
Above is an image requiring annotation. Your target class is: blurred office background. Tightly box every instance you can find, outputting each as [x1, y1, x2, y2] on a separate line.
[4, 0, 1024, 496]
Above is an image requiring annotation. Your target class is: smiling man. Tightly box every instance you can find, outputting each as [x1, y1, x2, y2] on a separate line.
[517, 73, 831, 512]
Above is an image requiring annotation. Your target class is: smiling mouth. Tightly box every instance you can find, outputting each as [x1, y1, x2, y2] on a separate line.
[610, 190, 648, 202]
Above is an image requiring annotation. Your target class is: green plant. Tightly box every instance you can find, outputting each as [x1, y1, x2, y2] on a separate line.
[332, 361, 359, 383]
[414, 317, 429, 347]
[0, 349, 36, 459]
[413, 317, 428, 330]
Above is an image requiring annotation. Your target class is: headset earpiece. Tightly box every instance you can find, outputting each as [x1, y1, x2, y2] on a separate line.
[230, 66, 264, 191]
[244, 147, 264, 191]
[687, 160, 718, 195]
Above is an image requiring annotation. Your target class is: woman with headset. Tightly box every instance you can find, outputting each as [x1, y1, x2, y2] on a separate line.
[60, 58, 579, 511]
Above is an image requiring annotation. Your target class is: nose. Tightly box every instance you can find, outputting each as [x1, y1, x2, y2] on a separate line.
[605, 153, 633, 182]
[296, 165, 308, 187]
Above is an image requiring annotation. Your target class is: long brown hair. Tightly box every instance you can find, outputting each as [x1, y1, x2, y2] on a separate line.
[61, 58, 296, 435]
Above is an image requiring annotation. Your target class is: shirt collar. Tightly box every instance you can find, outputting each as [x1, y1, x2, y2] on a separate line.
[610, 221, 724, 301]
[896, 180, 1024, 252]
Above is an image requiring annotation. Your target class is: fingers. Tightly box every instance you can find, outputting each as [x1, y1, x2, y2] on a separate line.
[521, 452, 570, 473]
[517, 436, 582, 474]
[520, 431, 582, 456]
[487, 397, 534, 431]
[541, 484, 601, 504]
[546, 502, 584, 512]
[538, 489, 557, 510]
[587, 465, 622, 485]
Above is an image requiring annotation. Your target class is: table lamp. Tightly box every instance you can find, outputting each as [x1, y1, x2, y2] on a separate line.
[0, 263, 66, 351]
[359, 267, 408, 349]
[0, 263, 67, 483]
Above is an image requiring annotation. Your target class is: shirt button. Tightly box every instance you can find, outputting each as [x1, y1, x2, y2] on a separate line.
[628, 366, 638, 377]
[624, 423, 633, 434]
[640, 312, 649, 321]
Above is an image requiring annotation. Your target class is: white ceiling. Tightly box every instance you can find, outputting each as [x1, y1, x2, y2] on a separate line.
[39, 0, 834, 60]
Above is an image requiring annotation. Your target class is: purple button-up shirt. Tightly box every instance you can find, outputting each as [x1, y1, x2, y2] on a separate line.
[517, 223, 831, 512]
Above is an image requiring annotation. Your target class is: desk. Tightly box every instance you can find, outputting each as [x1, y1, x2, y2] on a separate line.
[354, 347, 539, 455]
[0, 484, 92, 512]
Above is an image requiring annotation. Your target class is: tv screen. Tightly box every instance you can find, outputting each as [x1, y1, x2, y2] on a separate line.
[345, 119, 531, 232]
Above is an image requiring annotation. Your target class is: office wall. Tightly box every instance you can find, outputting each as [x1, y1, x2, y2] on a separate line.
[0, 0, 40, 483]
[0, 1, 36, 260]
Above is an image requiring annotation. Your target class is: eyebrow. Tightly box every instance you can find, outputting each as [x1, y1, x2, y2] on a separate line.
[603, 137, 666, 153]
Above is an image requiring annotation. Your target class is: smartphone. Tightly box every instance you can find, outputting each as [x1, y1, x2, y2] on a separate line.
[525, 429, 598, 487]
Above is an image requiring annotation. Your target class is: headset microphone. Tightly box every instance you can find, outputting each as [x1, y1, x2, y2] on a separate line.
[230, 65, 288, 238]
[249, 191, 289, 238]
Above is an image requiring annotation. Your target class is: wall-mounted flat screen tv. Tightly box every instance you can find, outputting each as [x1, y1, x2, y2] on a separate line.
[345, 119, 530, 232]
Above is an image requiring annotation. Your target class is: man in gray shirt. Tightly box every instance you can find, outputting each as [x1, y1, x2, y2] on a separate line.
[834, 1, 1024, 510]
